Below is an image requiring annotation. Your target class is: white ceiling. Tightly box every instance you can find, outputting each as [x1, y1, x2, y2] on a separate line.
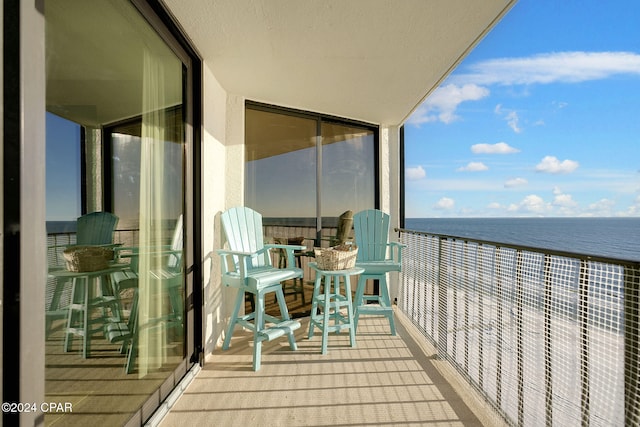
[164, 0, 516, 125]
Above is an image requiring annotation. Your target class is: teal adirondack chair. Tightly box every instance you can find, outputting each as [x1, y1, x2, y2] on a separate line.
[218, 207, 304, 371]
[352, 209, 405, 335]
[76, 211, 119, 245]
[46, 211, 120, 337]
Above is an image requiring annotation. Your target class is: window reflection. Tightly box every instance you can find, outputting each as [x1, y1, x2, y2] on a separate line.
[245, 105, 376, 227]
[45, 0, 187, 424]
[321, 122, 375, 218]
[245, 108, 317, 218]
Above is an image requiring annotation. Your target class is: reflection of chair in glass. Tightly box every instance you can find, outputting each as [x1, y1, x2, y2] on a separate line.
[103, 278, 139, 373]
[107, 215, 184, 373]
[329, 210, 354, 246]
[218, 207, 304, 371]
[352, 209, 404, 335]
[76, 211, 119, 245]
[46, 211, 119, 337]
[115, 215, 184, 331]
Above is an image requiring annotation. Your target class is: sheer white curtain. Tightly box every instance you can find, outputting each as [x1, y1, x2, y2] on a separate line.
[138, 49, 168, 376]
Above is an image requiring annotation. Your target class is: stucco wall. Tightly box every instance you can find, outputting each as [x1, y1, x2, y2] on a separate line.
[201, 63, 228, 355]
[201, 63, 247, 356]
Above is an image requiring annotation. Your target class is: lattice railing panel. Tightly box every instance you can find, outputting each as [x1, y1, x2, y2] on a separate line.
[397, 229, 640, 427]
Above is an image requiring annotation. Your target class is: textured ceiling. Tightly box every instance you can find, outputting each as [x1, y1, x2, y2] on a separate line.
[164, 0, 516, 125]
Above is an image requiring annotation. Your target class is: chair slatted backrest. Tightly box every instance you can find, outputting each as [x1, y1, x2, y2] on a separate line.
[353, 209, 390, 262]
[332, 210, 354, 246]
[76, 211, 119, 245]
[220, 207, 270, 269]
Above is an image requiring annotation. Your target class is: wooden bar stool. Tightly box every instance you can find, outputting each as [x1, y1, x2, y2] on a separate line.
[308, 263, 363, 354]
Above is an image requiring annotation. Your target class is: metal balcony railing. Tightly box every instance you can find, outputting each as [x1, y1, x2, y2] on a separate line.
[397, 228, 640, 427]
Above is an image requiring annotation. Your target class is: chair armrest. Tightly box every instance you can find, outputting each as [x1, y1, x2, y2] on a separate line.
[264, 244, 306, 268]
[217, 247, 272, 278]
[66, 243, 123, 249]
[116, 245, 180, 259]
[388, 242, 406, 264]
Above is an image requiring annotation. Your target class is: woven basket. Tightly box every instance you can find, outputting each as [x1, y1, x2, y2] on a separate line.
[63, 246, 114, 272]
[314, 244, 358, 270]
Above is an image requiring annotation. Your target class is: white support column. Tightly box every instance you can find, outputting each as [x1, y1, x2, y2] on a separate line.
[379, 124, 402, 302]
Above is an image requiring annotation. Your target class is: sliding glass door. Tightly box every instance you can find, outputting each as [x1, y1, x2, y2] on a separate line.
[245, 103, 377, 241]
[45, 0, 197, 424]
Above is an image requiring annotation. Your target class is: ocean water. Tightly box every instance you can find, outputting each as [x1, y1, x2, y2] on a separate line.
[405, 217, 640, 262]
[48, 217, 640, 261]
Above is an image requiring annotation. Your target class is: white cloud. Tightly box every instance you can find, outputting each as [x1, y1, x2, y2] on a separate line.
[405, 165, 426, 180]
[472, 142, 520, 154]
[434, 197, 455, 210]
[552, 187, 578, 209]
[487, 202, 503, 209]
[587, 198, 616, 216]
[619, 194, 640, 216]
[507, 194, 551, 214]
[494, 104, 522, 133]
[409, 51, 640, 128]
[408, 83, 489, 125]
[504, 177, 528, 188]
[452, 51, 640, 86]
[457, 162, 489, 172]
[535, 156, 579, 174]
[505, 111, 522, 133]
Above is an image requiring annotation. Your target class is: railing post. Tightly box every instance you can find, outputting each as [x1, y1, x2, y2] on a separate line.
[463, 241, 471, 374]
[478, 244, 485, 390]
[452, 240, 459, 359]
[437, 236, 447, 359]
[579, 260, 590, 427]
[516, 250, 525, 427]
[495, 247, 503, 408]
[625, 265, 640, 425]
[543, 254, 553, 426]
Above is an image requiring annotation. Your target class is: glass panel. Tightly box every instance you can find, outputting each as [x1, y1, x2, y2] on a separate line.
[245, 108, 317, 221]
[46, 113, 82, 225]
[321, 122, 375, 218]
[110, 107, 184, 230]
[45, 0, 186, 424]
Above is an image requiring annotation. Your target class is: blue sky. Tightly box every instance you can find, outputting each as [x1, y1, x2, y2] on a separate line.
[404, 0, 640, 218]
[46, 113, 81, 221]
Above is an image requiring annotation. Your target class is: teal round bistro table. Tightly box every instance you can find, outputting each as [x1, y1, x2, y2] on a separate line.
[48, 263, 128, 358]
[307, 262, 364, 354]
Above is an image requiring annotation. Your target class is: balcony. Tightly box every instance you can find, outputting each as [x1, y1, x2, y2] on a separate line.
[47, 226, 640, 426]
[163, 225, 639, 426]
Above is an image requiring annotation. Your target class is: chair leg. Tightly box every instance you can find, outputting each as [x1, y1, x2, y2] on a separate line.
[222, 288, 245, 350]
[253, 291, 266, 371]
[353, 276, 366, 332]
[46, 277, 68, 338]
[379, 276, 396, 336]
[353, 274, 396, 335]
[125, 337, 137, 374]
[342, 274, 356, 348]
[274, 287, 297, 351]
[308, 275, 322, 339]
[321, 275, 332, 355]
